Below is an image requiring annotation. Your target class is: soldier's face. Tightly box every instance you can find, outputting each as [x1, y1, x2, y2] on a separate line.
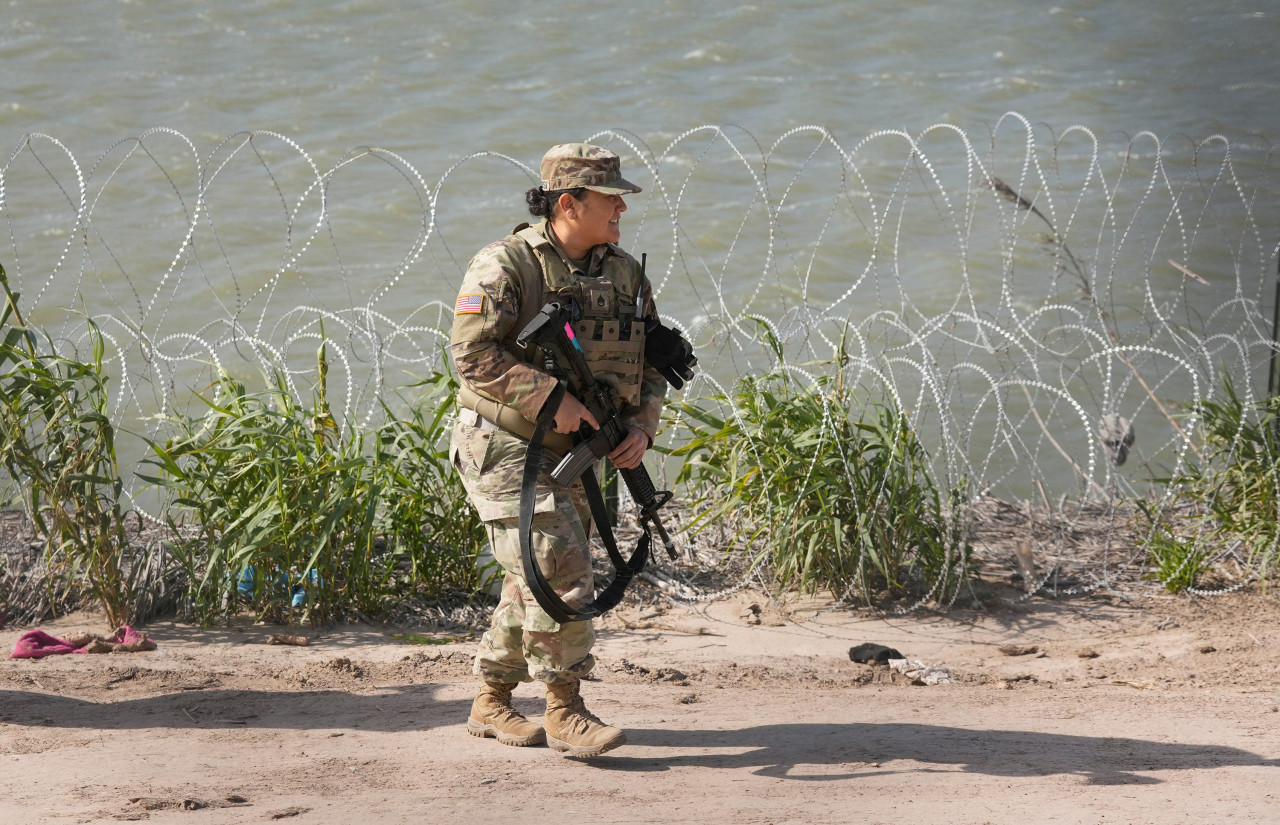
[575, 190, 627, 247]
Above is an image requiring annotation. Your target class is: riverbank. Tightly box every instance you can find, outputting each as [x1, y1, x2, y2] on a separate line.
[2, 588, 1277, 823]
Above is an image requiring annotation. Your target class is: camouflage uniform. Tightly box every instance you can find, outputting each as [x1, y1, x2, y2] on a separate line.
[449, 144, 666, 686]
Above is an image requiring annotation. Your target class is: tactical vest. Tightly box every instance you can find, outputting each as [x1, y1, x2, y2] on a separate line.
[504, 224, 647, 409]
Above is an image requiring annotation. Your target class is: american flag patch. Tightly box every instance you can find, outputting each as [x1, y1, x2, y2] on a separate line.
[455, 294, 485, 315]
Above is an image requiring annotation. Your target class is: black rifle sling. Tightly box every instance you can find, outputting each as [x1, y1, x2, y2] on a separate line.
[519, 381, 651, 623]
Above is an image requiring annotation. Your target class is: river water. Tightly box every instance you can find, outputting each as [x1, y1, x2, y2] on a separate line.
[2, 0, 1279, 502]
[4, 0, 1278, 159]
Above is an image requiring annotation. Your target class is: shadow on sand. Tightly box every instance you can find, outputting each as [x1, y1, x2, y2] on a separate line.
[3, 687, 1275, 785]
[599, 722, 1278, 785]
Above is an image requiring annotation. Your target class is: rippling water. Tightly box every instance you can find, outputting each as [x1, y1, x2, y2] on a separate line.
[6, 1, 1277, 313]
[5, 0, 1278, 360]
[2, 0, 1279, 503]
[4, 1, 1276, 164]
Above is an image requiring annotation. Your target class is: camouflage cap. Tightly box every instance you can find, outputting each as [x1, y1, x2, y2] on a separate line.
[539, 143, 642, 195]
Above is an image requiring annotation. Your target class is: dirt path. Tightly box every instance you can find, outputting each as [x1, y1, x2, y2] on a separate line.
[2, 592, 1278, 824]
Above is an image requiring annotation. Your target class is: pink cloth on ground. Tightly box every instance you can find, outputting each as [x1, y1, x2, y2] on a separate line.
[10, 629, 79, 658]
[10, 625, 152, 658]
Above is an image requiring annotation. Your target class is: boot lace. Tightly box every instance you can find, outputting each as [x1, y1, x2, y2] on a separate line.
[490, 703, 531, 724]
[559, 694, 607, 734]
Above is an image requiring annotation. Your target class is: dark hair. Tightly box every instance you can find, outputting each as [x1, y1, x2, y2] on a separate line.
[525, 186, 587, 219]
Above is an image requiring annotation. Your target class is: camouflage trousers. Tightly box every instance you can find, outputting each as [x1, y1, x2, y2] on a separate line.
[451, 416, 596, 685]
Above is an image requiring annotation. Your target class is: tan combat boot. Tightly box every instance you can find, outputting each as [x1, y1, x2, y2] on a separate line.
[543, 678, 626, 757]
[467, 681, 545, 747]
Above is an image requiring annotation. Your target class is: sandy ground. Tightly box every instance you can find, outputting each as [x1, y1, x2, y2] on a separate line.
[1, 589, 1278, 825]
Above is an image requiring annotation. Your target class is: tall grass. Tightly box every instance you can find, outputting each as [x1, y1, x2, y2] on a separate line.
[1, 256, 486, 630]
[144, 348, 485, 626]
[667, 322, 971, 605]
[374, 376, 487, 597]
[1146, 375, 1280, 592]
[0, 263, 139, 627]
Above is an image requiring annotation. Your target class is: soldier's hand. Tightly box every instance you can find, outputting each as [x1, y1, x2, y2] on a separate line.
[608, 425, 648, 470]
[553, 393, 599, 434]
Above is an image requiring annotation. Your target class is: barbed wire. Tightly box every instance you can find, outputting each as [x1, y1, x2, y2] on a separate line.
[2, 118, 1278, 608]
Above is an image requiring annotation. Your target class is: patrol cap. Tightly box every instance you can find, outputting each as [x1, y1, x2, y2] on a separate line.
[539, 143, 642, 195]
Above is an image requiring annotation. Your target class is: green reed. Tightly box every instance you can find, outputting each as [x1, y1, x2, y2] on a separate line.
[374, 373, 487, 598]
[667, 322, 970, 604]
[144, 346, 484, 626]
[1145, 375, 1280, 592]
[1136, 506, 1209, 594]
[0, 263, 139, 627]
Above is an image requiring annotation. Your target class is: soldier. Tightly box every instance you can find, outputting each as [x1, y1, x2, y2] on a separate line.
[449, 143, 667, 757]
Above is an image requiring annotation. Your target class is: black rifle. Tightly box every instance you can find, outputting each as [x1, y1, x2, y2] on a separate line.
[517, 301, 678, 560]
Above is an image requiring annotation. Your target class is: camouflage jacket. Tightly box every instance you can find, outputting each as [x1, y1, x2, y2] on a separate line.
[449, 219, 666, 442]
